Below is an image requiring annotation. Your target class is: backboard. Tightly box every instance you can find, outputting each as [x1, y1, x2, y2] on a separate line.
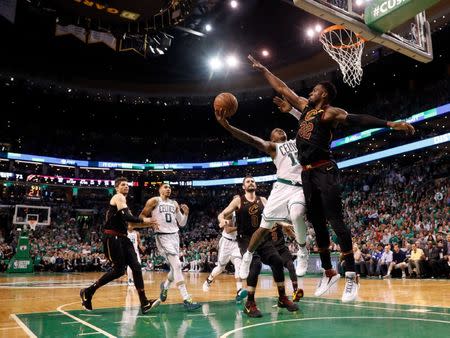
[13, 205, 51, 226]
[293, 0, 434, 63]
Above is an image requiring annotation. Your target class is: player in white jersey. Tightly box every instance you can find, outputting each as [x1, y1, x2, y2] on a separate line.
[126, 224, 144, 286]
[140, 183, 201, 311]
[202, 211, 248, 302]
[215, 108, 309, 283]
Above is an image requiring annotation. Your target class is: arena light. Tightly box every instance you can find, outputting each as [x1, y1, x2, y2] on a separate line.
[261, 49, 269, 57]
[315, 24, 322, 33]
[306, 28, 314, 38]
[226, 54, 239, 68]
[205, 24, 212, 32]
[209, 57, 223, 71]
[230, 1, 238, 9]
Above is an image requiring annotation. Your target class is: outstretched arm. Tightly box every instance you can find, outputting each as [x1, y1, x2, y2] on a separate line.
[218, 197, 240, 228]
[323, 107, 415, 134]
[273, 96, 302, 120]
[215, 109, 277, 158]
[248, 55, 308, 111]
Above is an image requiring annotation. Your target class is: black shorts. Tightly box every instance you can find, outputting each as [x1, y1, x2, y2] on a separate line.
[238, 235, 280, 265]
[276, 245, 294, 267]
[103, 235, 139, 269]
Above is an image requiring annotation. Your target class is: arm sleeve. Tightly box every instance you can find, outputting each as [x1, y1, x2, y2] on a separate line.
[289, 107, 302, 120]
[345, 114, 388, 128]
[176, 211, 188, 227]
[119, 208, 143, 223]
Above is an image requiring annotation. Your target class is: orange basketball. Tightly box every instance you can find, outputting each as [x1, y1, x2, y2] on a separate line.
[214, 92, 238, 118]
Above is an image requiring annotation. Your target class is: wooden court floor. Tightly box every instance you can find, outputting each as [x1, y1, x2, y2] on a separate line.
[1, 271, 449, 337]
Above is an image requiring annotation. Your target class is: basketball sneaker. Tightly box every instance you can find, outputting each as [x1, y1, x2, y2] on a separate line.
[292, 288, 304, 302]
[202, 278, 212, 292]
[239, 251, 253, 279]
[235, 288, 248, 303]
[183, 298, 202, 311]
[296, 246, 309, 277]
[314, 269, 340, 297]
[80, 288, 93, 311]
[277, 296, 299, 312]
[243, 300, 262, 318]
[141, 298, 161, 315]
[160, 282, 168, 302]
[341, 271, 359, 303]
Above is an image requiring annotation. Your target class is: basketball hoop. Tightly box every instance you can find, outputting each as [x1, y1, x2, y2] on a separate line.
[27, 220, 38, 231]
[319, 25, 366, 87]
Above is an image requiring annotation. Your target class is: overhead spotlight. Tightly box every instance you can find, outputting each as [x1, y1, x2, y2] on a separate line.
[306, 28, 314, 38]
[261, 49, 269, 57]
[230, 1, 238, 9]
[315, 24, 322, 33]
[205, 24, 212, 32]
[226, 55, 239, 67]
[209, 57, 223, 71]
[355, 0, 364, 6]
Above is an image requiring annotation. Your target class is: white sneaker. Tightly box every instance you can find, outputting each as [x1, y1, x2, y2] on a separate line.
[341, 271, 359, 303]
[314, 269, 340, 297]
[239, 251, 253, 280]
[402, 273, 406, 279]
[127, 279, 134, 286]
[296, 246, 309, 277]
[202, 279, 212, 292]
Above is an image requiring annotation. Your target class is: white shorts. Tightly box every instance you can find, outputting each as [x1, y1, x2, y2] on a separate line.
[217, 236, 241, 266]
[261, 181, 305, 229]
[155, 233, 180, 257]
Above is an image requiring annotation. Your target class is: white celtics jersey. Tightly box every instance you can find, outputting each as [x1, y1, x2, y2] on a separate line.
[221, 212, 237, 240]
[152, 197, 179, 234]
[127, 231, 139, 252]
[273, 139, 302, 183]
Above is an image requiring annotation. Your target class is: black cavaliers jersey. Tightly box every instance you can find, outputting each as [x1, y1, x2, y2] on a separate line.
[235, 195, 264, 238]
[296, 104, 335, 165]
[270, 223, 286, 250]
[104, 204, 127, 235]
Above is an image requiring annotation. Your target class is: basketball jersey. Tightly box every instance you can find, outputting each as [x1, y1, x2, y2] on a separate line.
[152, 197, 179, 234]
[104, 202, 127, 235]
[235, 195, 264, 238]
[127, 231, 139, 252]
[222, 211, 237, 240]
[273, 139, 302, 183]
[296, 104, 335, 165]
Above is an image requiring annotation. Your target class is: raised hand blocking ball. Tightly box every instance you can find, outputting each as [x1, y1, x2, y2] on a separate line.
[213, 92, 238, 118]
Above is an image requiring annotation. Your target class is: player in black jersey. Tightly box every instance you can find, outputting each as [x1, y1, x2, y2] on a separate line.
[218, 176, 298, 317]
[80, 177, 161, 314]
[246, 55, 414, 302]
[270, 222, 304, 302]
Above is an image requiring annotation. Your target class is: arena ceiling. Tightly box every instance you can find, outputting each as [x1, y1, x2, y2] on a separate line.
[0, 0, 449, 96]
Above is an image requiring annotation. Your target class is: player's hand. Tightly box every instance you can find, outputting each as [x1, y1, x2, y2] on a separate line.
[219, 219, 230, 228]
[143, 217, 159, 230]
[273, 96, 292, 113]
[388, 121, 415, 135]
[214, 108, 230, 126]
[180, 204, 189, 215]
[248, 55, 267, 72]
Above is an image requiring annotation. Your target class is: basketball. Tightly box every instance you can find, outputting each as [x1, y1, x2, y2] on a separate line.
[214, 92, 238, 118]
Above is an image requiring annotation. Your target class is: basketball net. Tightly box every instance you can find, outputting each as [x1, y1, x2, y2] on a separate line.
[320, 25, 366, 87]
[27, 220, 37, 231]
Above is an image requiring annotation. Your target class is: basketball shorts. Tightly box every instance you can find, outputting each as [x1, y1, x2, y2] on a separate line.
[261, 181, 305, 229]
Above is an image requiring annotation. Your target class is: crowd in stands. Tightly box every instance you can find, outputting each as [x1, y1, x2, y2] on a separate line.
[0, 147, 448, 278]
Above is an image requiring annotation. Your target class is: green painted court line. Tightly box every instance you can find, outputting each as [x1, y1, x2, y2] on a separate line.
[16, 297, 450, 338]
